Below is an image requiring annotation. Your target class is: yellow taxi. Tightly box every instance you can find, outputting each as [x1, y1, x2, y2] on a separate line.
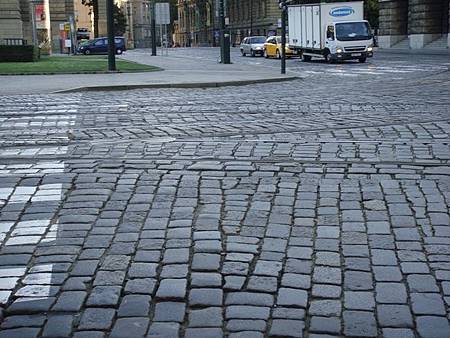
[263, 36, 295, 59]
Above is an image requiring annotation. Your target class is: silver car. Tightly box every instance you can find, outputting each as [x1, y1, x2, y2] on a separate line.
[240, 36, 266, 57]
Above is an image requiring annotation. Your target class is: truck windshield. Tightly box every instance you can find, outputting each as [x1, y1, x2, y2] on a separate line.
[335, 22, 371, 41]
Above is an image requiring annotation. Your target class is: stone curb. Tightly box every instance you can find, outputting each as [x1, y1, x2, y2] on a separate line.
[52, 76, 299, 93]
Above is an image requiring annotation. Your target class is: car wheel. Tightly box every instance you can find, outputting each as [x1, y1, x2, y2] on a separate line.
[264, 49, 269, 58]
[251, 49, 256, 57]
[276, 49, 281, 59]
[358, 57, 367, 63]
[241, 49, 246, 57]
[116, 48, 123, 55]
[84, 49, 91, 55]
[302, 54, 311, 62]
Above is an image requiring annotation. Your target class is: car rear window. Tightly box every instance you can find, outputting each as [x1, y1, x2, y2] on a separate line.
[251, 37, 266, 44]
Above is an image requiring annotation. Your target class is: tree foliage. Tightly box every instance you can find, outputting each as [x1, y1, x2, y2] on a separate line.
[114, 4, 128, 36]
[81, 0, 99, 37]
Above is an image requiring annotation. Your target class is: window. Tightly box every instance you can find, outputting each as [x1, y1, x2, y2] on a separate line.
[335, 22, 371, 41]
[250, 37, 266, 44]
[326, 26, 334, 40]
[94, 39, 104, 46]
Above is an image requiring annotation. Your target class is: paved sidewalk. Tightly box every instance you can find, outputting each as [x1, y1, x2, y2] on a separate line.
[0, 49, 296, 95]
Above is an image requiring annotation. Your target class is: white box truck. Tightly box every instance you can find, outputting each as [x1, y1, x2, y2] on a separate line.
[288, 1, 374, 63]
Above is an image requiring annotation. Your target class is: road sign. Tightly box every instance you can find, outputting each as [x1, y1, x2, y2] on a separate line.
[155, 3, 170, 25]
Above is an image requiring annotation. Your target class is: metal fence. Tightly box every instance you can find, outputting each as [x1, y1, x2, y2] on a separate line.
[2, 38, 28, 46]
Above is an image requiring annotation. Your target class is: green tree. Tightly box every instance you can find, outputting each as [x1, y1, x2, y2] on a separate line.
[114, 4, 127, 36]
[82, 0, 99, 38]
[364, 0, 379, 29]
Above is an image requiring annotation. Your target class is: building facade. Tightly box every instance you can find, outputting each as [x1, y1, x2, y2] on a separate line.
[175, 0, 282, 47]
[74, 0, 94, 39]
[175, 0, 215, 47]
[378, 0, 450, 48]
[227, 0, 281, 45]
[113, 0, 169, 49]
[0, 0, 92, 52]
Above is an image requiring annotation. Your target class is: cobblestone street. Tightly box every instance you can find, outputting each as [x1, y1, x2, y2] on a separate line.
[0, 51, 450, 338]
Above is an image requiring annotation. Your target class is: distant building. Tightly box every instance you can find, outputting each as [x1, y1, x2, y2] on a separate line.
[114, 0, 172, 49]
[0, 1, 92, 52]
[116, 0, 152, 48]
[74, 0, 94, 41]
[175, 0, 282, 47]
[227, 0, 281, 45]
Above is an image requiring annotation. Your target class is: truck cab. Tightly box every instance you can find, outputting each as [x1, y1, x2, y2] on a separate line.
[324, 20, 374, 63]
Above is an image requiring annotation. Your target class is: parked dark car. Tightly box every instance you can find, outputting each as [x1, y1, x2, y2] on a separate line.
[77, 37, 126, 55]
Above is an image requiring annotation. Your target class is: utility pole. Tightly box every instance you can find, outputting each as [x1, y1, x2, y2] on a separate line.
[250, 0, 253, 36]
[279, 0, 287, 74]
[106, 0, 116, 71]
[151, 0, 157, 55]
[185, 0, 191, 47]
[219, 0, 230, 64]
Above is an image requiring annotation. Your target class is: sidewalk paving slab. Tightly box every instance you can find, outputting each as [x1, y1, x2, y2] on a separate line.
[0, 49, 299, 95]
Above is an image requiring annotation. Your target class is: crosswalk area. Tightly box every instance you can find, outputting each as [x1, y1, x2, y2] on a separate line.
[153, 47, 450, 79]
[297, 61, 449, 78]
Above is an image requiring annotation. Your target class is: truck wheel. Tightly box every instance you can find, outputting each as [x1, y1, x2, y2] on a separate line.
[325, 53, 334, 64]
[358, 57, 367, 63]
[302, 54, 312, 62]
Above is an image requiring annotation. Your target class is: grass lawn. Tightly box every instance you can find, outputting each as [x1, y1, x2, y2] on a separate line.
[0, 56, 160, 75]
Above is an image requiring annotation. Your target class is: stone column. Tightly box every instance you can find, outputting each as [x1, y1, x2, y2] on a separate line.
[408, 0, 443, 48]
[378, 0, 408, 48]
[0, 0, 24, 42]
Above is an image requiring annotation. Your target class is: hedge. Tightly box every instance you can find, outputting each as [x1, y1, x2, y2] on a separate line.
[0, 45, 40, 62]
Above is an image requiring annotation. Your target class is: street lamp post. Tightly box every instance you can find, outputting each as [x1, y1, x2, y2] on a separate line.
[219, 0, 230, 63]
[250, 0, 253, 36]
[106, 0, 116, 71]
[151, 0, 157, 55]
[279, 0, 287, 74]
[184, 0, 191, 47]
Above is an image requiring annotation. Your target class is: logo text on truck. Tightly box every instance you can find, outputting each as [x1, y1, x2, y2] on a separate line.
[329, 6, 355, 17]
